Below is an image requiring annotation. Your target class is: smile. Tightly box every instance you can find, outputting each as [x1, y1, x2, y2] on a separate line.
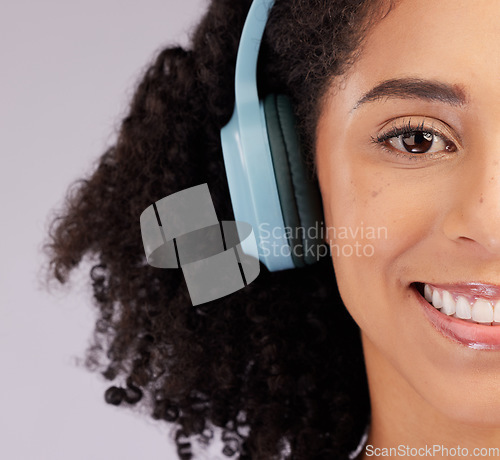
[414, 282, 500, 350]
[423, 283, 500, 324]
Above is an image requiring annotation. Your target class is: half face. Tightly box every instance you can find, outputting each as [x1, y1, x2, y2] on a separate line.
[316, 0, 500, 426]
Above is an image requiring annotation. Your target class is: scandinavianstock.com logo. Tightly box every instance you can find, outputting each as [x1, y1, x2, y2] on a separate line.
[365, 444, 500, 457]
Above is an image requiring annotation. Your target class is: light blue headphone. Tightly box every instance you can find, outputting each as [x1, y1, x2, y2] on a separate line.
[220, 0, 326, 272]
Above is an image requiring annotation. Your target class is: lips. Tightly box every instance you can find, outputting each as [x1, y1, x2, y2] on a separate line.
[414, 282, 500, 350]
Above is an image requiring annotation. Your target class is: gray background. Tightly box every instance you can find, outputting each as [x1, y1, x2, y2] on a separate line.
[0, 0, 231, 458]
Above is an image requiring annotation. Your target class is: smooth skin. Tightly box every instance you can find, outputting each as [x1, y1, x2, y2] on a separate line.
[315, 0, 500, 457]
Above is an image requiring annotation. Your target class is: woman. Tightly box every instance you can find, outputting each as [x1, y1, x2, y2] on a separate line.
[46, 0, 500, 458]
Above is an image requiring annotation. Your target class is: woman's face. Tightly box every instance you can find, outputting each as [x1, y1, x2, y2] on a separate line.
[316, 0, 500, 425]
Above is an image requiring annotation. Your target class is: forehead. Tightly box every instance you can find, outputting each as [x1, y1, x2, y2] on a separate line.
[343, 0, 500, 105]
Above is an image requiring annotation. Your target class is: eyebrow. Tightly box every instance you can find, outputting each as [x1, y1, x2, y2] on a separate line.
[351, 78, 469, 111]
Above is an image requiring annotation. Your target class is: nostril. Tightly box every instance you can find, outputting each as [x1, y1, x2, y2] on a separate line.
[457, 236, 475, 243]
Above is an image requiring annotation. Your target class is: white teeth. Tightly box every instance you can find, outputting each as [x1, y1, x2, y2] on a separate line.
[455, 296, 472, 319]
[472, 299, 494, 323]
[432, 290, 443, 309]
[495, 300, 500, 323]
[422, 284, 500, 325]
[424, 284, 433, 302]
[441, 291, 456, 315]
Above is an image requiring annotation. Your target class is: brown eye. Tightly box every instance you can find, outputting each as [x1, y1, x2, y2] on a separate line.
[400, 131, 433, 154]
[386, 130, 457, 155]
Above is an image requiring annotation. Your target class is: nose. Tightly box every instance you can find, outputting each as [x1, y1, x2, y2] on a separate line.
[442, 153, 500, 256]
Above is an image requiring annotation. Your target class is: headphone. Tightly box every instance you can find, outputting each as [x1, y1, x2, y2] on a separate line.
[220, 0, 326, 272]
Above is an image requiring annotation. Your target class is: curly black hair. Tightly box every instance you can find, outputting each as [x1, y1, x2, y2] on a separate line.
[46, 0, 397, 458]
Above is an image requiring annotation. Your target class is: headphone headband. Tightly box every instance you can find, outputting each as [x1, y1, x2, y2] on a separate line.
[221, 0, 326, 272]
[234, 0, 274, 108]
[221, 0, 295, 271]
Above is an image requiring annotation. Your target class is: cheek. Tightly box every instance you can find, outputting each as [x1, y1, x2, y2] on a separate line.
[319, 150, 442, 325]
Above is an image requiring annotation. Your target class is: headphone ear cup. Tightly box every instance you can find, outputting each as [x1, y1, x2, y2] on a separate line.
[263, 94, 325, 267]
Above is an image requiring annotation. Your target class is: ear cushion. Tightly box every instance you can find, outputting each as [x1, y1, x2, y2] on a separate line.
[263, 93, 325, 266]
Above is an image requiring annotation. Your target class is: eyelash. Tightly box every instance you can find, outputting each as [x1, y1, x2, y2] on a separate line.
[370, 119, 457, 158]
